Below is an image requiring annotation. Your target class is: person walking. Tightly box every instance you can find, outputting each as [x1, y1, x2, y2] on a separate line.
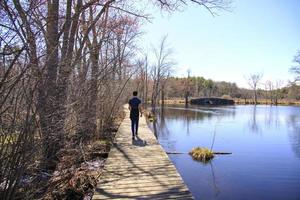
[128, 91, 142, 140]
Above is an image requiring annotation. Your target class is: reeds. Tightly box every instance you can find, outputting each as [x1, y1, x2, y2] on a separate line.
[145, 111, 156, 122]
[189, 147, 214, 162]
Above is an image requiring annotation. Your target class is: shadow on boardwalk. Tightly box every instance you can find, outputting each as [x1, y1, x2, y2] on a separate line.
[93, 108, 193, 200]
[132, 136, 147, 147]
[95, 186, 191, 199]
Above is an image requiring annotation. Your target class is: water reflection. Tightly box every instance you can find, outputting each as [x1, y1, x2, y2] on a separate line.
[287, 114, 300, 158]
[159, 108, 171, 137]
[148, 105, 300, 200]
[153, 105, 236, 122]
[184, 107, 191, 135]
[210, 162, 220, 198]
[247, 105, 285, 134]
[248, 106, 259, 133]
[264, 106, 280, 128]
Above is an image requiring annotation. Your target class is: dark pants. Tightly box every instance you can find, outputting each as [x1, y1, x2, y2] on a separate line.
[130, 117, 139, 137]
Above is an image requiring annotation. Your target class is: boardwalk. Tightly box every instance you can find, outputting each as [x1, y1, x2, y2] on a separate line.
[93, 108, 193, 200]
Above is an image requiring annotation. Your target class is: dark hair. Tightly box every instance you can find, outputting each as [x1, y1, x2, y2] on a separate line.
[133, 91, 138, 96]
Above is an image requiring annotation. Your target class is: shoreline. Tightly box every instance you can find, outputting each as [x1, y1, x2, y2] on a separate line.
[151, 98, 300, 106]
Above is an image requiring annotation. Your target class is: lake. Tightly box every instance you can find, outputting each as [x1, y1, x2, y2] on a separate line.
[148, 105, 300, 200]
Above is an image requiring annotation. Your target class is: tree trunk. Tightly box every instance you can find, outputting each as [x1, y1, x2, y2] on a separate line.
[76, 51, 98, 141]
[185, 91, 188, 106]
[161, 85, 165, 107]
[254, 89, 257, 105]
[40, 0, 60, 170]
[145, 62, 148, 105]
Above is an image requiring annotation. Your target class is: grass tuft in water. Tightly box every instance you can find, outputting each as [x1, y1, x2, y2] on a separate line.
[189, 147, 214, 162]
[146, 112, 156, 122]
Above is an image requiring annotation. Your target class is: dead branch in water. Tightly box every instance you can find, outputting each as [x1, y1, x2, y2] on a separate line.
[166, 151, 232, 155]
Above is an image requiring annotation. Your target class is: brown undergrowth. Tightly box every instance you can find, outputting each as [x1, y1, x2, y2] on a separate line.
[16, 111, 125, 200]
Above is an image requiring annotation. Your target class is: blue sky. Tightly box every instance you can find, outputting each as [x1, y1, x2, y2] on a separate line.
[140, 0, 300, 88]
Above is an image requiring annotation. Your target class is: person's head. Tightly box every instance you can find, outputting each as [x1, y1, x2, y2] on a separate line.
[133, 91, 138, 96]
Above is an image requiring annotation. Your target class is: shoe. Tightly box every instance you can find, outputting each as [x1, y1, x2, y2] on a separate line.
[132, 136, 135, 140]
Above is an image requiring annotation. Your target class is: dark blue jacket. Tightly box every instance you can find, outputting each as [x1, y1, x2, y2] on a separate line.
[129, 97, 141, 119]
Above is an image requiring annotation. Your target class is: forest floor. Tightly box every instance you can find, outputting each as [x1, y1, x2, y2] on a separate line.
[16, 111, 125, 200]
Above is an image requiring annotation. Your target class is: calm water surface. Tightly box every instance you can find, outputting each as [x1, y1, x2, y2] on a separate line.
[148, 105, 300, 200]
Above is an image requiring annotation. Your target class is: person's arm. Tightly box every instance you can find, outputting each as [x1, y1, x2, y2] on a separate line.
[128, 100, 131, 110]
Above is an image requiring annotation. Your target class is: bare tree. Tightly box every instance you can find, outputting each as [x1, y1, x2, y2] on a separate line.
[246, 73, 263, 105]
[150, 36, 175, 111]
[273, 80, 283, 105]
[135, 57, 149, 103]
[290, 51, 300, 84]
[185, 69, 191, 105]
[265, 80, 274, 104]
[0, 38, 38, 200]
[153, 0, 231, 15]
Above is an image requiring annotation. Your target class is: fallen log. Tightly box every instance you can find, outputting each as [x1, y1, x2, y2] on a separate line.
[213, 152, 232, 155]
[166, 151, 232, 155]
[166, 151, 185, 154]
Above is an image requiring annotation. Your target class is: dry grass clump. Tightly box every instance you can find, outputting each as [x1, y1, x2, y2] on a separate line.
[148, 116, 155, 122]
[145, 111, 156, 122]
[189, 147, 214, 162]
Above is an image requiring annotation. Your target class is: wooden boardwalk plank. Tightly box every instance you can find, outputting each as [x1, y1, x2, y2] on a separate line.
[93, 107, 193, 199]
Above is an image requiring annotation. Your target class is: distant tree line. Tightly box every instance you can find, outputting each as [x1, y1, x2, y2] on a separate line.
[166, 76, 240, 98]
[135, 50, 300, 106]
[135, 48, 300, 105]
[134, 75, 300, 105]
[167, 76, 300, 102]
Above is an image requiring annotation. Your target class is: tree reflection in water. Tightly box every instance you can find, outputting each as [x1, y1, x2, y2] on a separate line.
[286, 114, 300, 158]
[248, 105, 259, 133]
[210, 162, 220, 198]
[151, 105, 236, 138]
